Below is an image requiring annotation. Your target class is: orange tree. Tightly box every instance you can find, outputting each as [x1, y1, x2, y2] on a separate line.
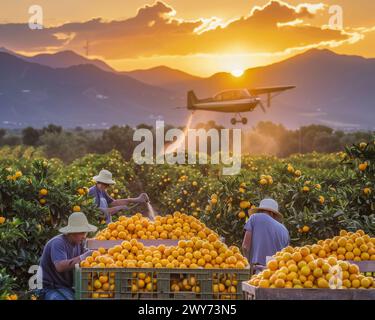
[58, 150, 137, 201]
[342, 139, 375, 217]
[0, 267, 17, 300]
[0, 159, 100, 295]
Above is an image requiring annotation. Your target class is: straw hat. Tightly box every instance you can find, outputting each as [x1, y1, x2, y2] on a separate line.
[249, 198, 283, 220]
[93, 169, 115, 185]
[59, 212, 98, 234]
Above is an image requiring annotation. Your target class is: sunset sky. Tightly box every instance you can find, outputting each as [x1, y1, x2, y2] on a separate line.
[1, 0, 374, 76]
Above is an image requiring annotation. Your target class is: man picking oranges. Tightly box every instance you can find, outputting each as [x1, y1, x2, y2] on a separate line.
[242, 198, 289, 272]
[39, 212, 97, 300]
[89, 169, 149, 224]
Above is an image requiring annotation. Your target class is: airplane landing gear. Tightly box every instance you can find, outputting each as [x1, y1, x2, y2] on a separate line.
[230, 113, 248, 125]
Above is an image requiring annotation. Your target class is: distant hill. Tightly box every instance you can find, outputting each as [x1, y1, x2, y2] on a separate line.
[0, 52, 183, 128]
[0, 47, 115, 72]
[124, 65, 202, 87]
[0, 48, 374, 129]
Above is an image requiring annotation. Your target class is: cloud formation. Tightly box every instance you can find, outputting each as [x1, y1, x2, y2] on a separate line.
[0, 0, 366, 59]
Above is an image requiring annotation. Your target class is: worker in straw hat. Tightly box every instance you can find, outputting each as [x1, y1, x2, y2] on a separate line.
[88, 169, 149, 224]
[39, 212, 97, 300]
[242, 198, 289, 271]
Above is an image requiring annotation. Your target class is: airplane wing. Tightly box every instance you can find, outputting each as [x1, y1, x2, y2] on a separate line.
[248, 85, 296, 95]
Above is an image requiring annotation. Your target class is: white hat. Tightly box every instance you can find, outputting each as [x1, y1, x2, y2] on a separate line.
[249, 198, 283, 220]
[93, 169, 115, 185]
[59, 212, 98, 234]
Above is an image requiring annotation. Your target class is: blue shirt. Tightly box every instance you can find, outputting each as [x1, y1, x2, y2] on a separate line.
[89, 185, 114, 224]
[39, 234, 85, 289]
[244, 213, 289, 265]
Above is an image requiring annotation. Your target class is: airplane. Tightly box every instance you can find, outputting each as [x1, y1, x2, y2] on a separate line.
[186, 85, 295, 125]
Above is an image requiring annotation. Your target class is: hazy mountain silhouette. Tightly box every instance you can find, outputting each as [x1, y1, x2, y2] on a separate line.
[0, 48, 374, 129]
[124, 65, 203, 87]
[0, 52, 182, 128]
[0, 47, 115, 72]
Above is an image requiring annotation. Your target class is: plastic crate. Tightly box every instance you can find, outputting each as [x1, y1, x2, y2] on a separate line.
[74, 265, 250, 300]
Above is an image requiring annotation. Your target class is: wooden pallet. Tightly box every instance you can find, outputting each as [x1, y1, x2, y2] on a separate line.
[350, 260, 375, 273]
[242, 282, 375, 300]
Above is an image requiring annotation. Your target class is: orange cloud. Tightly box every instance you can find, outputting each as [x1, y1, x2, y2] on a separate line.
[0, 0, 365, 59]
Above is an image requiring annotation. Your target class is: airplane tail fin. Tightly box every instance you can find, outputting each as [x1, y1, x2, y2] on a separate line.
[187, 90, 198, 109]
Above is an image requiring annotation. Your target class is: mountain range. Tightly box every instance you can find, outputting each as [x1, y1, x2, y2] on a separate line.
[0, 48, 374, 129]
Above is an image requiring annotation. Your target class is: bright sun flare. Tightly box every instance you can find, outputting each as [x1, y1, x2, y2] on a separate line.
[231, 69, 244, 77]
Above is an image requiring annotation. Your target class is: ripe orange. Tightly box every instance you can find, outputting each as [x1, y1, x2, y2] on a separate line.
[259, 279, 270, 288]
[311, 245, 321, 255]
[313, 268, 323, 278]
[317, 278, 329, 288]
[351, 279, 360, 288]
[286, 252, 298, 263]
[93, 280, 102, 289]
[327, 257, 337, 266]
[267, 260, 278, 271]
[307, 261, 317, 270]
[282, 252, 292, 261]
[322, 263, 331, 273]
[318, 249, 326, 258]
[360, 278, 371, 288]
[338, 237, 347, 247]
[262, 270, 272, 279]
[348, 264, 359, 274]
[338, 261, 349, 271]
[302, 226, 310, 233]
[286, 272, 298, 282]
[299, 247, 310, 257]
[275, 279, 285, 288]
[288, 264, 298, 273]
[39, 188, 48, 196]
[304, 254, 315, 263]
[345, 252, 354, 260]
[300, 266, 311, 276]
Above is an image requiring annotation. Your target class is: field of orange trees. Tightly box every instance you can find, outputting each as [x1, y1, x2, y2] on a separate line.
[0, 138, 374, 299]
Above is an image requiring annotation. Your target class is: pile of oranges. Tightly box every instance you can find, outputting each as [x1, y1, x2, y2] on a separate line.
[81, 237, 248, 270]
[309, 230, 375, 261]
[249, 230, 375, 290]
[81, 237, 248, 298]
[249, 253, 374, 290]
[95, 212, 217, 241]
[287, 229, 374, 262]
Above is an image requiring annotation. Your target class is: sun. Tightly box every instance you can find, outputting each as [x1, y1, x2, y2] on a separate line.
[231, 69, 244, 77]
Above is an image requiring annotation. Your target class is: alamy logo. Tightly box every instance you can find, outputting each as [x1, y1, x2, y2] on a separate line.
[28, 5, 43, 30]
[328, 5, 343, 30]
[28, 265, 43, 290]
[133, 121, 242, 175]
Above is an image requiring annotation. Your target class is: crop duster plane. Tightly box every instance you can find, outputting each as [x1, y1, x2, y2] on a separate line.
[187, 86, 295, 125]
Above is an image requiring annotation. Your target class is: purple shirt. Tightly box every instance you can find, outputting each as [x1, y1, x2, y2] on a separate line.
[39, 234, 85, 289]
[89, 185, 114, 223]
[244, 213, 289, 265]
